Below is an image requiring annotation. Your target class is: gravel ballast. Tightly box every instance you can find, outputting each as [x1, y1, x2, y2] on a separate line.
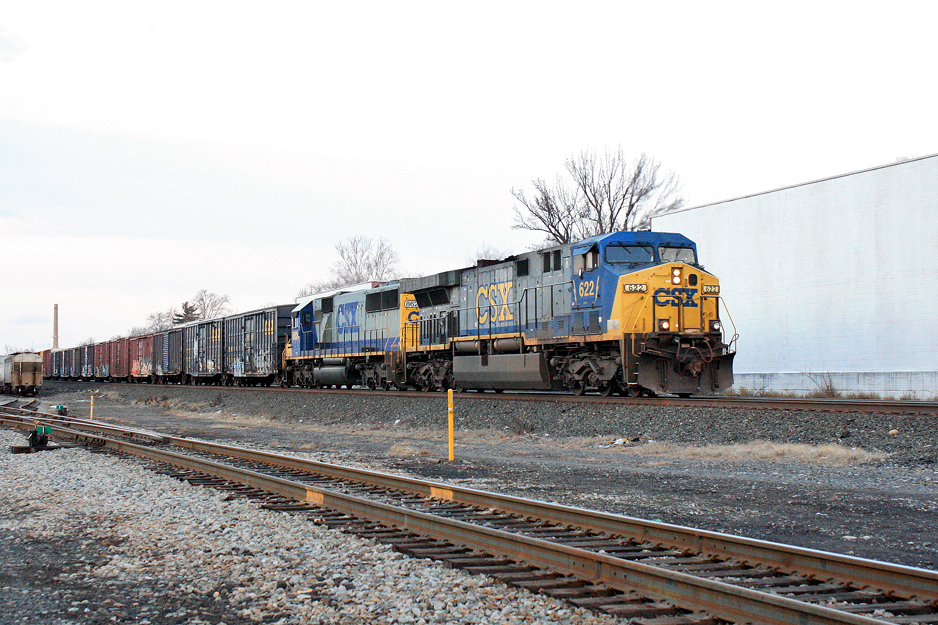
[2, 381, 937, 624]
[0, 429, 621, 625]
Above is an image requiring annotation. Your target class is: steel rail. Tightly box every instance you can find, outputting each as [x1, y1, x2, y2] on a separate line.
[4, 409, 937, 604]
[19, 421, 897, 625]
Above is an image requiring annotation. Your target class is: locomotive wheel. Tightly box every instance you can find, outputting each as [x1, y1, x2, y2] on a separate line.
[571, 382, 585, 396]
[599, 381, 616, 397]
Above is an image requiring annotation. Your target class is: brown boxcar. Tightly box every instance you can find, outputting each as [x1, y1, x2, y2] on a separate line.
[129, 334, 154, 381]
[109, 338, 130, 380]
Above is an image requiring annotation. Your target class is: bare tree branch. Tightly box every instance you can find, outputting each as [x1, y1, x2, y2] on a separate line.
[511, 177, 585, 244]
[193, 289, 232, 320]
[145, 308, 177, 332]
[297, 236, 401, 299]
[512, 147, 685, 243]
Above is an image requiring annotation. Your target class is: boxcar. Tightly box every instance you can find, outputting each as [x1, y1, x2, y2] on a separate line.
[109, 337, 130, 380]
[183, 319, 224, 384]
[51, 349, 63, 379]
[153, 328, 184, 384]
[94, 341, 111, 379]
[1, 352, 43, 396]
[223, 304, 293, 386]
[128, 334, 154, 382]
[65, 346, 80, 379]
[79, 344, 95, 379]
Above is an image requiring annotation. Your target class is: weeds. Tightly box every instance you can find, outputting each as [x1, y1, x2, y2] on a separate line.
[805, 372, 839, 398]
[625, 440, 888, 466]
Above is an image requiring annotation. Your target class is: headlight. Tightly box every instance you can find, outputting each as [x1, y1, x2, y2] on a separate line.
[658, 319, 672, 332]
[710, 320, 722, 332]
[670, 267, 682, 285]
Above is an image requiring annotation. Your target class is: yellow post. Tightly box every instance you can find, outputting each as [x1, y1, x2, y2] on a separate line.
[90, 395, 94, 420]
[447, 389, 455, 461]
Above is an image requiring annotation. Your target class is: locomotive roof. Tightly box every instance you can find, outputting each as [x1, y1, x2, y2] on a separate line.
[292, 281, 378, 313]
[570, 231, 696, 254]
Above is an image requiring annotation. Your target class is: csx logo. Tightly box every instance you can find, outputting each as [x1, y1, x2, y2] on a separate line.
[477, 281, 514, 324]
[337, 302, 359, 332]
[654, 288, 698, 308]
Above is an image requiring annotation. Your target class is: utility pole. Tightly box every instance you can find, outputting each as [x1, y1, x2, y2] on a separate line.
[53, 304, 59, 349]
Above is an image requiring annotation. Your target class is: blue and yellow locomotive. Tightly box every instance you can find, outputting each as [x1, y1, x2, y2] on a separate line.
[284, 231, 735, 396]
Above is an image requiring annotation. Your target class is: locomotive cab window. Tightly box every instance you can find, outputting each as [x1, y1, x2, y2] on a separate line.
[605, 244, 655, 265]
[573, 246, 599, 276]
[658, 246, 697, 264]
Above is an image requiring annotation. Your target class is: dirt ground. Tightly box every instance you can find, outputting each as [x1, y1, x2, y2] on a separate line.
[29, 382, 938, 571]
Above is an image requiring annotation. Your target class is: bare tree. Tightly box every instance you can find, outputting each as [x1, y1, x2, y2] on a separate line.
[80, 337, 96, 345]
[126, 325, 149, 337]
[297, 236, 400, 298]
[193, 289, 232, 320]
[512, 148, 684, 244]
[145, 308, 177, 331]
[511, 177, 585, 246]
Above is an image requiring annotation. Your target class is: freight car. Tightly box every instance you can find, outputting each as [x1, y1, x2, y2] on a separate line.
[0, 352, 43, 396]
[284, 231, 735, 397]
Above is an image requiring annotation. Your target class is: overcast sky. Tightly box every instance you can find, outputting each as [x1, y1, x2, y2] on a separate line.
[2, 1, 935, 351]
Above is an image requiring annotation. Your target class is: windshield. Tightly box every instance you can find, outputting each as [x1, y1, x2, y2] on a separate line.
[658, 245, 697, 264]
[605, 244, 655, 265]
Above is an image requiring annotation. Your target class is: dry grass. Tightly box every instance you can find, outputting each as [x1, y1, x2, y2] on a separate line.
[621, 440, 887, 466]
[388, 443, 431, 458]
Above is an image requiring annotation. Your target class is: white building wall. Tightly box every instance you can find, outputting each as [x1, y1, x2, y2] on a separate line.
[653, 155, 938, 397]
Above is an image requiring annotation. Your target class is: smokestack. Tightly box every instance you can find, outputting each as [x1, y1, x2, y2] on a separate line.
[53, 304, 59, 349]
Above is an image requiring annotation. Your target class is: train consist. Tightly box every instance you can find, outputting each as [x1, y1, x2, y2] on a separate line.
[42, 230, 736, 396]
[0, 352, 43, 396]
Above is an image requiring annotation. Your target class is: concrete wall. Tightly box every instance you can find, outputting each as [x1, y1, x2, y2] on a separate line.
[653, 155, 938, 398]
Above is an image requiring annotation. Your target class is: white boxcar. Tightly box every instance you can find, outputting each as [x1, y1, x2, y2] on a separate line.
[0, 352, 44, 396]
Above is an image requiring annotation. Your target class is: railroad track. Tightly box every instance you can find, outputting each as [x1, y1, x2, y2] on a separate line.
[3, 407, 936, 625]
[45, 379, 938, 415]
[1, 398, 40, 411]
